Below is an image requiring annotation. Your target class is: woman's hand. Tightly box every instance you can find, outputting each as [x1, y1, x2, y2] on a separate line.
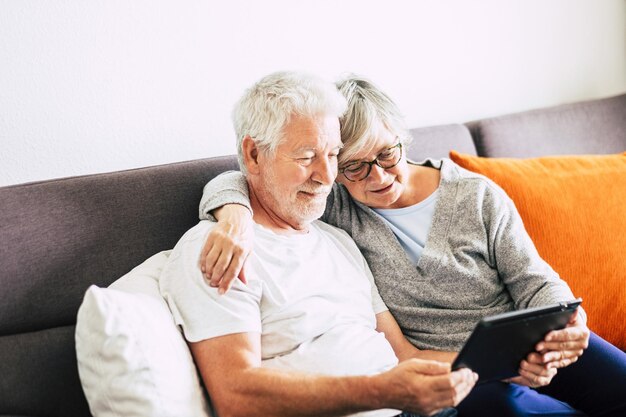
[201, 204, 254, 294]
[535, 308, 590, 369]
[505, 308, 589, 388]
[505, 354, 558, 388]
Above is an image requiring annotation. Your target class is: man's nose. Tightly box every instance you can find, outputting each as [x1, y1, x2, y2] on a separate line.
[312, 155, 337, 185]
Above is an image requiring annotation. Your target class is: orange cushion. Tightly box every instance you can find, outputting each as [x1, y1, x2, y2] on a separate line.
[450, 151, 626, 350]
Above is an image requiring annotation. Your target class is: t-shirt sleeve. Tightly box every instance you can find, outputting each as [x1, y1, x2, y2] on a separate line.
[159, 221, 263, 342]
[199, 171, 251, 221]
[364, 262, 388, 315]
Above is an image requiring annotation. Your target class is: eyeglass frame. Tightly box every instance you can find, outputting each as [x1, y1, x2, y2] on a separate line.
[339, 141, 403, 182]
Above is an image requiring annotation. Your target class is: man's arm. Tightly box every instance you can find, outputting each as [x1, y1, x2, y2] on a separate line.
[191, 331, 476, 417]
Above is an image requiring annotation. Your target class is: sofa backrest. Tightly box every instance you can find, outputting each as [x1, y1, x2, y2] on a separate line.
[0, 155, 239, 417]
[407, 123, 477, 160]
[469, 93, 626, 157]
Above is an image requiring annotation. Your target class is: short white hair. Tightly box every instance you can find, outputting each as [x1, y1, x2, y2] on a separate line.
[335, 75, 412, 166]
[233, 71, 347, 174]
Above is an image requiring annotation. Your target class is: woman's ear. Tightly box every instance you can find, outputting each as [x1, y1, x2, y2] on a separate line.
[242, 135, 261, 175]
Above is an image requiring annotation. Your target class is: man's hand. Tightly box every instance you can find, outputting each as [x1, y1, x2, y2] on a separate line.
[533, 308, 590, 369]
[379, 359, 477, 416]
[201, 204, 254, 294]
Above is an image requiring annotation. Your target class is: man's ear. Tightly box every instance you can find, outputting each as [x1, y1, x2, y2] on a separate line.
[242, 135, 261, 175]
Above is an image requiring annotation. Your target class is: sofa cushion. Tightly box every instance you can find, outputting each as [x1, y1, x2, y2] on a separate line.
[470, 94, 626, 157]
[407, 124, 476, 161]
[75, 251, 212, 417]
[449, 151, 626, 350]
[0, 326, 91, 417]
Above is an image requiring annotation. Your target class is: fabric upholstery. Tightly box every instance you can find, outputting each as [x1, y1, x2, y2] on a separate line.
[470, 94, 626, 157]
[0, 326, 90, 417]
[407, 124, 476, 161]
[449, 151, 626, 350]
[0, 155, 238, 417]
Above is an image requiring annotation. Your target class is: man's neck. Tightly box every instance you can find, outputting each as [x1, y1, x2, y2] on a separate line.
[247, 180, 310, 236]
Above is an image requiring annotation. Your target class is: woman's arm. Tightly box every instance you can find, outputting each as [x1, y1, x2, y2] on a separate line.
[198, 172, 351, 292]
[485, 183, 590, 374]
[199, 171, 251, 221]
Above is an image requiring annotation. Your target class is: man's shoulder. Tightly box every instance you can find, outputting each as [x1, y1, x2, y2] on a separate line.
[169, 220, 216, 260]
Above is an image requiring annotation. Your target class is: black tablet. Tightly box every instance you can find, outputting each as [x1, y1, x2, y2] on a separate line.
[451, 298, 582, 383]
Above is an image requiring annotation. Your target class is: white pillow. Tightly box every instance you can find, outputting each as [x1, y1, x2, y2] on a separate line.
[75, 251, 212, 417]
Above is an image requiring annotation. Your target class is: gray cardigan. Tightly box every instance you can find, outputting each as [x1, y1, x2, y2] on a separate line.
[199, 159, 575, 351]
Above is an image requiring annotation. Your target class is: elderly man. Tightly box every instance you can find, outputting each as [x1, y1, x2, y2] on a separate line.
[159, 71, 476, 417]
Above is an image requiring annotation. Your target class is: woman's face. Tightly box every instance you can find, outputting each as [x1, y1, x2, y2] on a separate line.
[336, 127, 410, 209]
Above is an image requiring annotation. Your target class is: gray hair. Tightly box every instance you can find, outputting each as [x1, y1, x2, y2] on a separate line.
[232, 71, 347, 174]
[335, 75, 412, 166]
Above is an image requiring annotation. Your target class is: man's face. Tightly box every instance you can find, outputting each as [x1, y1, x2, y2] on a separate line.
[252, 114, 342, 231]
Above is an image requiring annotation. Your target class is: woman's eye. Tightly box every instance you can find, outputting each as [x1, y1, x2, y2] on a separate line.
[344, 163, 365, 173]
[298, 157, 314, 165]
[378, 151, 394, 160]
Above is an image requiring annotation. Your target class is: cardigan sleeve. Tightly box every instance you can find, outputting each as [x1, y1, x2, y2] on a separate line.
[198, 171, 251, 221]
[483, 182, 578, 311]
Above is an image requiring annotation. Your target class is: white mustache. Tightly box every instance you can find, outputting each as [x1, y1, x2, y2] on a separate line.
[298, 186, 331, 195]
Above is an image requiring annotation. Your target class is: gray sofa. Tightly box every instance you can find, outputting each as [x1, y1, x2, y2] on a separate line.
[1, 93, 624, 417]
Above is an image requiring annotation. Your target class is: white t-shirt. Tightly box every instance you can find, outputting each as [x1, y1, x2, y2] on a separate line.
[160, 220, 399, 417]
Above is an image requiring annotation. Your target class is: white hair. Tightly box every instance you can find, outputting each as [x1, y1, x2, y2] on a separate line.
[335, 75, 412, 166]
[232, 71, 347, 174]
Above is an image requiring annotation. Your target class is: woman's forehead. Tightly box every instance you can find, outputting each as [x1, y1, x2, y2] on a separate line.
[347, 129, 397, 160]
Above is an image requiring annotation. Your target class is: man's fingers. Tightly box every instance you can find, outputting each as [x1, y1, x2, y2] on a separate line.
[432, 368, 475, 392]
[408, 359, 451, 376]
[453, 374, 477, 404]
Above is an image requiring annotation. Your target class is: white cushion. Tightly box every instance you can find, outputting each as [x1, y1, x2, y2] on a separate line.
[75, 251, 212, 417]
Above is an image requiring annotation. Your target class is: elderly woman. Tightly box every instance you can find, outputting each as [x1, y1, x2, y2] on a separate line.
[197, 76, 626, 417]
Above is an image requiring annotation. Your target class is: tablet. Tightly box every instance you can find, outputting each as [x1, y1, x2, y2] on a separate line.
[451, 298, 582, 383]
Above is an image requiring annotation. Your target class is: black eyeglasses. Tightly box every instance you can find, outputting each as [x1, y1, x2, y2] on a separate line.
[339, 142, 403, 182]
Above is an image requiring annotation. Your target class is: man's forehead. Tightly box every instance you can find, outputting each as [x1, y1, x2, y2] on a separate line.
[281, 114, 342, 150]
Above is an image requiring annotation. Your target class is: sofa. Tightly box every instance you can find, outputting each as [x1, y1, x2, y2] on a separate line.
[1, 93, 624, 417]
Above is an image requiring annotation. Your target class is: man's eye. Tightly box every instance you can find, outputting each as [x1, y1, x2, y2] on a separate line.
[298, 157, 314, 165]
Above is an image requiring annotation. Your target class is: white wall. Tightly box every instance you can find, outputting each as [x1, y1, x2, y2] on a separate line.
[1, 0, 625, 186]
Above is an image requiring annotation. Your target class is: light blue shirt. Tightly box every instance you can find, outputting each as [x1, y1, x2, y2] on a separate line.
[373, 189, 439, 266]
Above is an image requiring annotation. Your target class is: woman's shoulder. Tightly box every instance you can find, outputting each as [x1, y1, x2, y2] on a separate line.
[439, 159, 515, 209]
